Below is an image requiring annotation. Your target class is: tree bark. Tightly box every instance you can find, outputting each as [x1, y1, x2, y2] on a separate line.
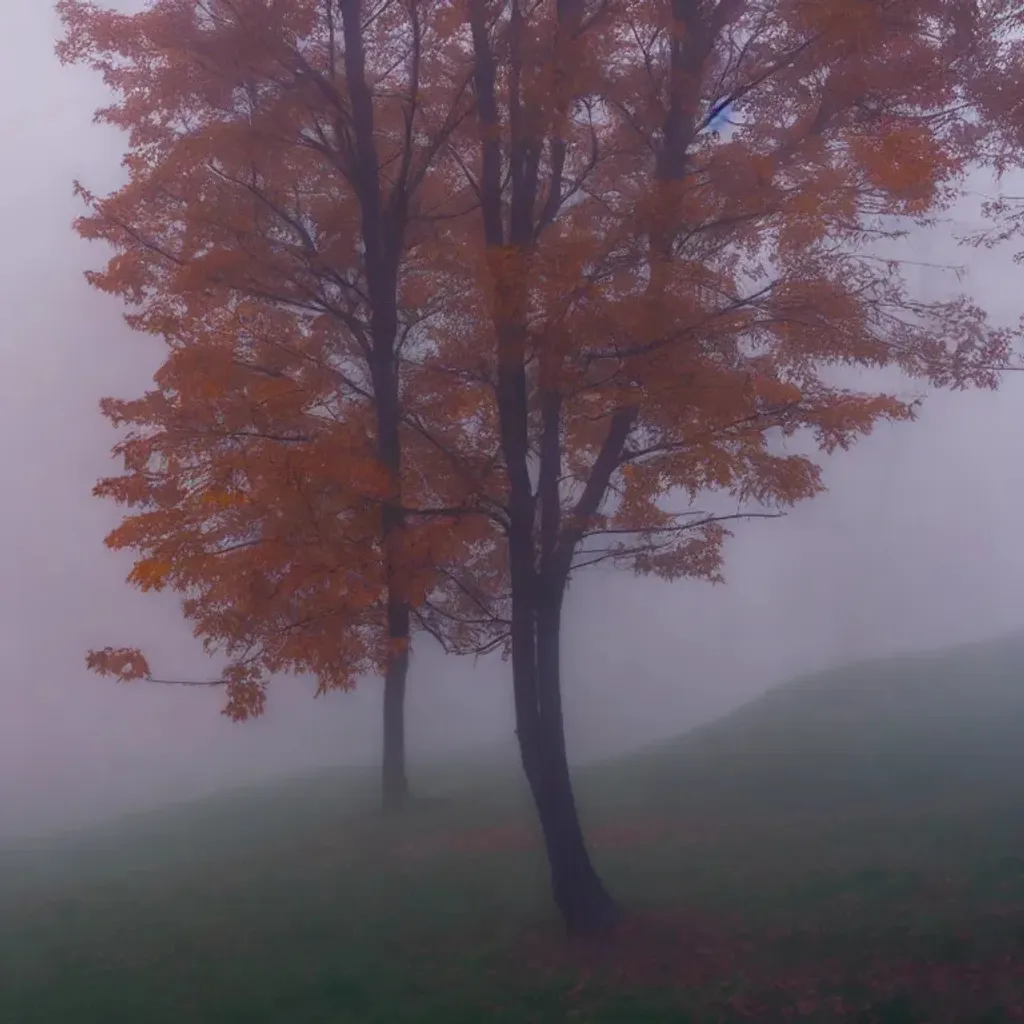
[527, 745, 620, 934]
[381, 622, 410, 811]
[374, 389, 410, 814]
[467, 0, 619, 935]
[513, 567, 621, 935]
[341, 0, 413, 813]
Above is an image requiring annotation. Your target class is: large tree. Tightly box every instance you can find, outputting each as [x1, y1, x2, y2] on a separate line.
[431, 0, 1022, 933]
[58, 0, 494, 810]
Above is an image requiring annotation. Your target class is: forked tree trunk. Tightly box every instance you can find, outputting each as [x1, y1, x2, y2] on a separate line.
[466, 0, 619, 935]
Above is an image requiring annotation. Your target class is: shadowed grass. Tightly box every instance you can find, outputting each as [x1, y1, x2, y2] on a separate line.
[5, 635, 1024, 1021]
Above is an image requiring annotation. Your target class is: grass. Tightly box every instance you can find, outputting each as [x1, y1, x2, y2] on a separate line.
[5, 633, 1024, 1022]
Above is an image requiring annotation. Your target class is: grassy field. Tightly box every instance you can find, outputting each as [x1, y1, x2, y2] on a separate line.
[4, 634, 1024, 1022]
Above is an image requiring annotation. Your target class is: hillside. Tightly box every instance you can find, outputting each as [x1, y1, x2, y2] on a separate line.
[5, 633, 1024, 1024]
[588, 630, 1024, 817]
[10, 629, 1024, 861]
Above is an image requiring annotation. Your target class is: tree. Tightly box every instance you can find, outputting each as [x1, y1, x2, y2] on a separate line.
[57, 0, 495, 810]
[430, 0, 1022, 933]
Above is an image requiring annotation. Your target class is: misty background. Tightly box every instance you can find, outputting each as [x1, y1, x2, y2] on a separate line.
[3, 1, 1024, 840]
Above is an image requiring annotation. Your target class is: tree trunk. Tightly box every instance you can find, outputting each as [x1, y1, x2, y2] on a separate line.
[340, 0, 413, 816]
[522, 728, 621, 934]
[515, 575, 621, 936]
[369, 307, 409, 816]
[381, 636, 409, 812]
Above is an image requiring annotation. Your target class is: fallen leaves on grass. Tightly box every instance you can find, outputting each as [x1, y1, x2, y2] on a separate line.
[517, 908, 1024, 1022]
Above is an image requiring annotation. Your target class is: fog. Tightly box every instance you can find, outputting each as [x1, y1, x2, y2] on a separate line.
[3, 1, 1024, 840]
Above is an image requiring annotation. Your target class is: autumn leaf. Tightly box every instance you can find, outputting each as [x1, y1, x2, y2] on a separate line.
[85, 647, 151, 683]
[127, 557, 173, 592]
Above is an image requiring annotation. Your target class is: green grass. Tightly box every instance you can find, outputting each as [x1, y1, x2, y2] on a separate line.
[5, 633, 1024, 1022]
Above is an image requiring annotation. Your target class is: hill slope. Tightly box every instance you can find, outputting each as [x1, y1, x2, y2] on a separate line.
[588, 630, 1024, 816]
[7, 629, 1024, 866]
[4, 633, 1024, 1024]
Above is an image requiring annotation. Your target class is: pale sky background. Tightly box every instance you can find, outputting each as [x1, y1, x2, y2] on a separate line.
[3, 2, 1024, 838]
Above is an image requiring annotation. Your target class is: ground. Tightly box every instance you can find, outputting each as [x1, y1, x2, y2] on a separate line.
[4, 636, 1024, 1022]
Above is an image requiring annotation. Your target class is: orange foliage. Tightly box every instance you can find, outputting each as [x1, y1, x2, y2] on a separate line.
[60, 0, 1021, 731]
[87, 647, 151, 684]
[58, 0, 501, 723]
[399, 0, 1021, 620]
